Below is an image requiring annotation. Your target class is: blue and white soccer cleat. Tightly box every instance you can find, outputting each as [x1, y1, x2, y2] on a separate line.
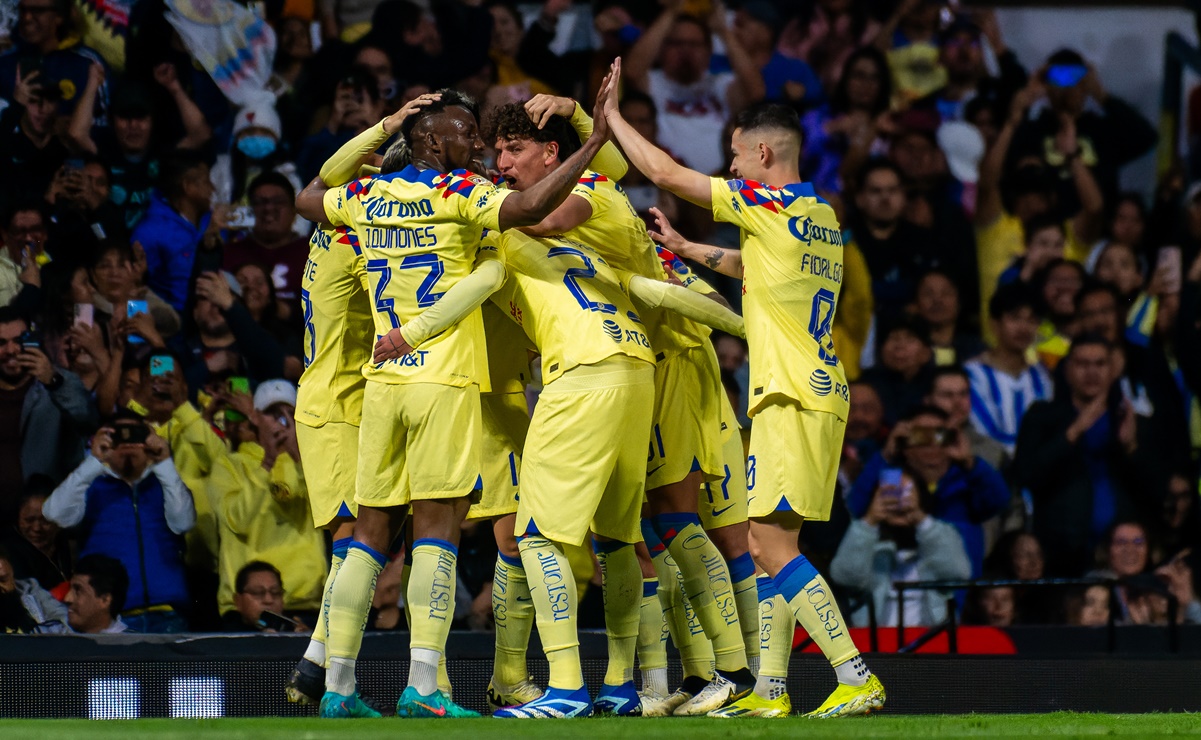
[319, 691, 382, 719]
[493, 686, 593, 719]
[594, 681, 642, 716]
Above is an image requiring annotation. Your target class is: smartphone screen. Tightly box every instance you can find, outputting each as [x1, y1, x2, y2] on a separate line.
[74, 303, 94, 327]
[149, 355, 175, 377]
[127, 300, 149, 344]
[879, 467, 904, 497]
[1157, 246, 1182, 294]
[226, 377, 250, 422]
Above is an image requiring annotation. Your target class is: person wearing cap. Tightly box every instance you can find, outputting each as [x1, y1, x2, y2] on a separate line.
[67, 62, 213, 233]
[0, 71, 69, 204]
[0, 0, 108, 126]
[1009, 49, 1156, 211]
[206, 377, 325, 625]
[722, 0, 823, 107]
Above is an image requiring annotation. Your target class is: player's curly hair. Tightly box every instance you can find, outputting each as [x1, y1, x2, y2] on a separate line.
[484, 102, 581, 162]
[399, 88, 481, 148]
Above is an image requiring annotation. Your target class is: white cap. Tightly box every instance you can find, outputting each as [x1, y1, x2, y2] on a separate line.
[233, 92, 282, 139]
[937, 121, 985, 185]
[253, 378, 297, 411]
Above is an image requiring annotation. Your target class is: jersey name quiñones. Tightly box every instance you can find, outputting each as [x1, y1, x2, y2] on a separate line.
[322, 164, 511, 388]
[710, 177, 849, 420]
[482, 229, 655, 385]
[296, 225, 373, 427]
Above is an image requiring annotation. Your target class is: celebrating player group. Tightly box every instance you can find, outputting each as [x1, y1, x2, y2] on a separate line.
[285, 57, 886, 721]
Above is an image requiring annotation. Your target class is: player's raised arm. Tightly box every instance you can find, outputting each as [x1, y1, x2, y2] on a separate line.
[599, 58, 713, 207]
[648, 206, 742, 278]
[496, 78, 617, 232]
[626, 274, 745, 338]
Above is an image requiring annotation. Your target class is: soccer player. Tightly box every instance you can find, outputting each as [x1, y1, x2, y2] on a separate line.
[502, 96, 759, 715]
[293, 85, 613, 719]
[374, 223, 746, 719]
[599, 59, 887, 718]
[285, 95, 441, 708]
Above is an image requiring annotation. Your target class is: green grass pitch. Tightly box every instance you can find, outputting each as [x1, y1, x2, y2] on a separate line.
[7, 714, 1201, 739]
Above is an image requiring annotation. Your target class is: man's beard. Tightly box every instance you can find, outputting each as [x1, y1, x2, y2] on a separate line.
[0, 366, 27, 385]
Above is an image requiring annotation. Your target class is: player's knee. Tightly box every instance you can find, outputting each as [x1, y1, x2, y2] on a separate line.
[707, 523, 750, 561]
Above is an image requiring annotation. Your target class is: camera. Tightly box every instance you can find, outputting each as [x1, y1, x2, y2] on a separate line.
[899, 426, 954, 449]
[113, 423, 150, 446]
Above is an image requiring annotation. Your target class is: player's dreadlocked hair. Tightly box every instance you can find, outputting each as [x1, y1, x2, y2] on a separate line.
[399, 88, 481, 149]
[484, 102, 581, 163]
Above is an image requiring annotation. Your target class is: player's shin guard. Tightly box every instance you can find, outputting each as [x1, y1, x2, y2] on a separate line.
[518, 534, 583, 690]
[325, 542, 386, 695]
[651, 513, 747, 673]
[637, 577, 669, 695]
[644, 522, 713, 679]
[594, 539, 641, 687]
[493, 551, 534, 688]
[406, 539, 458, 695]
[773, 555, 866, 685]
[727, 552, 760, 672]
[304, 537, 350, 668]
[755, 575, 792, 698]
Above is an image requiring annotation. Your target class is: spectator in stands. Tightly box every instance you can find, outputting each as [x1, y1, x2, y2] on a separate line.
[1032, 259, 1085, 370]
[831, 465, 971, 628]
[222, 173, 310, 311]
[0, 0, 107, 124]
[171, 271, 287, 393]
[986, 530, 1054, 622]
[0, 203, 48, 312]
[1155, 548, 1201, 625]
[1085, 193, 1148, 271]
[777, 0, 880, 93]
[132, 151, 219, 312]
[232, 263, 303, 380]
[89, 241, 180, 340]
[1159, 472, 1201, 556]
[43, 156, 128, 253]
[0, 75, 68, 204]
[43, 411, 195, 632]
[965, 585, 1017, 627]
[69, 72, 210, 233]
[0, 543, 68, 632]
[66, 554, 130, 633]
[842, 381, 887, 488]
[914, 269, 984, 367]
[998, 215, 1067, 289]
[875, 0, 945, 105]
[925, 365, 1007, 474]
[849, 159, 944, 319]
[625, 1, 764, 176]
[1009, 49, 1157, 210]
[3, 481, 70, 591]
[1064, 584, 1110, 626]
[297, 69, 385, 184]
[223, 561, 308, 632]
[964, 283, 1052, 454]
[0, 306, 95, 507]
[1014, 337, 1164, 576]
[801, 46, 892, 199]
[208, 379, 324, 625]
[727, 1, 823, 107]
[848, 405, 1010, 577]
[860, 314, 934, 425]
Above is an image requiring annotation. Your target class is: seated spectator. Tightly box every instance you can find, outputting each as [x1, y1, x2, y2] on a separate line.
[0, 77, 69, 206]
[913, 269, 984, 367]
[3, 480, 71, 591]
[1155, 548, 1201, 625]
[985, 530, 1054, 622]
[924, 365, 1008, 475]
[0, 306, 95, 507]
[964, 584, 1017, 627]
[801, 46, 892, 198]
[233, 263, 304, 381]
[1014, 337, 1164, 576]
[0, 202, 49, 312]
[0, 543, 69, 632]
[726, 1, 822, 107]
[848, 405, 1010, 577]
[831, 465, 971, 628]
[1085, 193, 1148, 272]
[66, 554, 130, 633]
[842, 381, 887, 489]
[1032, 259, 1085, 370]
[998, 215, 1066, 289]
[208, 380, 324, 623]
[89, 241, 180, 340]
[1094, 241, 1145, 305]
[1063, 584, 1110, 626]
[1122, 573, 1175, 626]
[625, 3, 763, 176]
[171, 271, 287, 394]
[1159, 471, 1201, 556]
[43, 411, 195, 632]
[222, 561, 308, 632]
[131, 151, 219, 312]
[964, 283, 1052, 454]
[860, 315, 934, 425]
[222, 172, 311, 313]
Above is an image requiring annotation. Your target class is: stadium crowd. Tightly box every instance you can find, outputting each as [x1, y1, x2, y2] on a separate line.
[0, 0, 1199, 640]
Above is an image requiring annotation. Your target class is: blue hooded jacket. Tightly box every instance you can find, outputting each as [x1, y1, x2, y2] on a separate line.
[132, 193, 211, 312]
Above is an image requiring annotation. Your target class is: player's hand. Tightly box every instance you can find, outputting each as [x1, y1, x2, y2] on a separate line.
[646, 206, 685, 252]
[595, 59, 620, 127]
[383, 92, 441, 135]
[525, 94, 576, 129]
[373, 328, 415, 363]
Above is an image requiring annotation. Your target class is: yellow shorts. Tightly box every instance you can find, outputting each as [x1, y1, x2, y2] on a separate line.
[647, 345, 725, 490]
[295, 421, 360, 527]
[516, 356, 655, 547]
[355, 380, 482, 508]
[746, 395, 845, 523]
[469, 391, 529, 521]
[699, 393, 748, 530]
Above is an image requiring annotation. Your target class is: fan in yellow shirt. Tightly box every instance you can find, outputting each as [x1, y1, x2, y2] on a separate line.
[600, 58, 884, 719]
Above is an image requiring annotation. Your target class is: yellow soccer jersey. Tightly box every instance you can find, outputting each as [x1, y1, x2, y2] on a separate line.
[482, 300, 535, 395]
[710, 177, 849, 420]
[565, 171, 709, 360]
[482, 230, 656, 385]
[322, 164, 512, 388]
[296, 225, 373, 428]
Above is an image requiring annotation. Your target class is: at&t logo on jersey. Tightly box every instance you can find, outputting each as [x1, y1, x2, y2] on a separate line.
[809, 368, 833, 396]
[602, 319, 623, 342]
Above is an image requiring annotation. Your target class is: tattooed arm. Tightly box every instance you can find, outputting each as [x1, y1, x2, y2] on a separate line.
[648, 206, 743, 278]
